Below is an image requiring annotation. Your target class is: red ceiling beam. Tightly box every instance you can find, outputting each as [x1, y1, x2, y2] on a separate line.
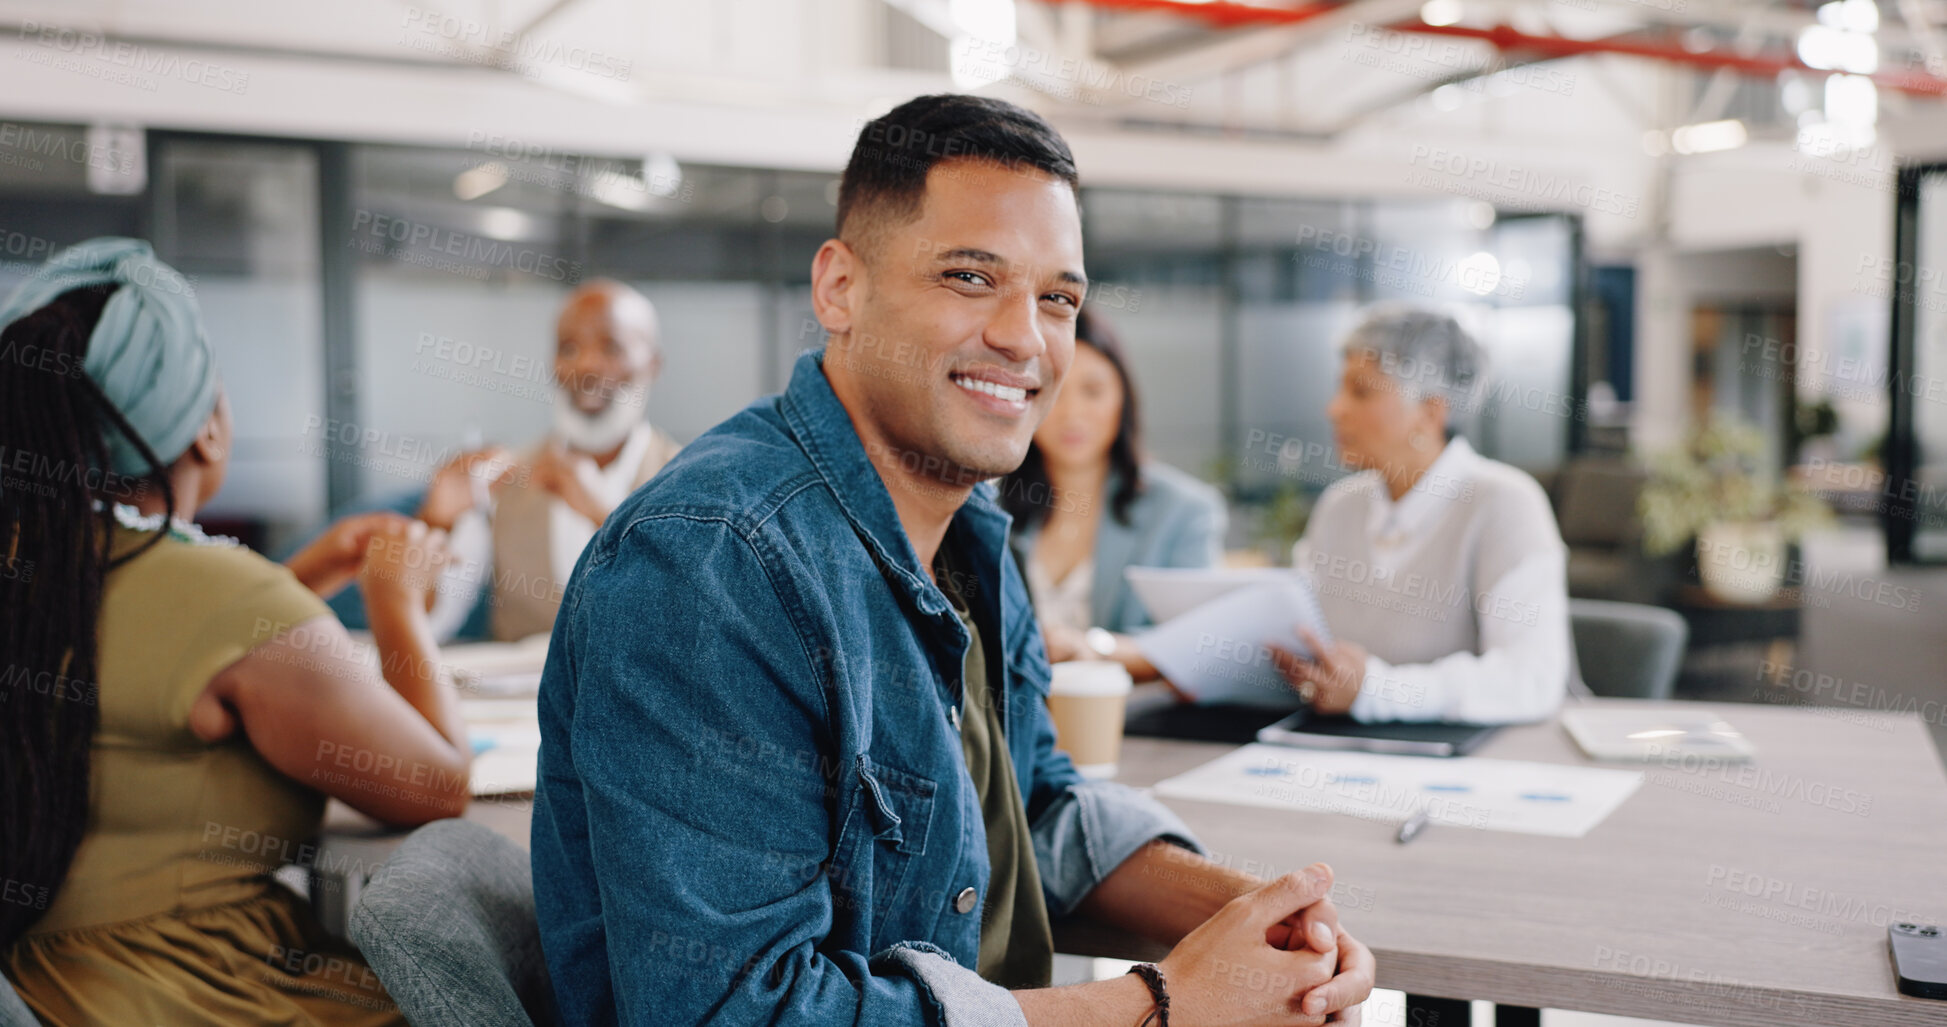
[1040, 0, 1340, 28]
[1045, 0, 1947, 97]
[1417, 21, 1947, 97]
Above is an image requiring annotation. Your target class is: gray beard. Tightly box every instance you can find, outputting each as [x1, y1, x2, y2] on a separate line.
[553, 382, 648, 453]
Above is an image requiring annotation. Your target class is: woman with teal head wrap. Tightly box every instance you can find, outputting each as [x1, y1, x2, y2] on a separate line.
[0, 239, 473, 1026]
[0, 236, 221, 477]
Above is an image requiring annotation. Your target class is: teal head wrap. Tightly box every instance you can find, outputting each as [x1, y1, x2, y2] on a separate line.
[0, 237, 218, 476]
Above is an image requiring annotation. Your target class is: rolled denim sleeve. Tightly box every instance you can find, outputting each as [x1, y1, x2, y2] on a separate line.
[1030, 780, 1205, 917]
[874, 943, 1028, 1027]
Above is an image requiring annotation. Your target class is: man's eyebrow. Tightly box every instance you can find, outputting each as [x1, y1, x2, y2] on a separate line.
[931, 247, 1003, 265]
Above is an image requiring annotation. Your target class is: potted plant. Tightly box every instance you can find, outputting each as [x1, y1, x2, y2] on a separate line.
[1639, 415, 1834, 603]
[1794, 397, 1841, 466]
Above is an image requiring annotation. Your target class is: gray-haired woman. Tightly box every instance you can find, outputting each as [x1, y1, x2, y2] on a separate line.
[1273, 303, 1572, 724]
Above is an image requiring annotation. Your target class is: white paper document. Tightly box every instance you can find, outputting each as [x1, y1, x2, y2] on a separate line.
[1154, 743, 1644, 838]
[1126, 566, 1314, 624]
[1133, 577, 1332, 706]
[442, 633, 552, 697]
[462, 697, 541, 796]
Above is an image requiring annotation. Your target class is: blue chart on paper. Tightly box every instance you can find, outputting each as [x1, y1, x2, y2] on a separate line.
[1159, 745, 1648, 838]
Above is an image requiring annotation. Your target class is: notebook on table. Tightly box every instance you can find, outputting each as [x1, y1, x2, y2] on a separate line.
[1125, 702, 1498, 757]
[1561, 707, 1756, 762]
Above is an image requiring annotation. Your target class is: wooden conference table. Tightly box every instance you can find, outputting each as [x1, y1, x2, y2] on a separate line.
[318, 698, 1947, 1026]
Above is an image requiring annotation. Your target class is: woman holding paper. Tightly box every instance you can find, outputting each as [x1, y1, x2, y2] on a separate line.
[1272, 304, 1572, 724]
[1001, 309, 1227, 683]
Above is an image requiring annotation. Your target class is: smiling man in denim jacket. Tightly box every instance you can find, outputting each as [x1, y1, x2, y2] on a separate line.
[531, 94, 1376, 1026]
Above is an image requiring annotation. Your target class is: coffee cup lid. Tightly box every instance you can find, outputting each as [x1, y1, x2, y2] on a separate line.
[1049, 659, 1133, 696]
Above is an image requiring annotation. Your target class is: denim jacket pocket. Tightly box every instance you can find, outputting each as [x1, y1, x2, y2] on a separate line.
[846, 755, 938, 941]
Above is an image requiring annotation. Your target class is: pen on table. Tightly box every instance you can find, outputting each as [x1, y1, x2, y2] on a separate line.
[1396, 810, 1430, 845]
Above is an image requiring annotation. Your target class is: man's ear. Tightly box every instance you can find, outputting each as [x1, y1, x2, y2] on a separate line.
[1418, 396, 1450, 444]
[810, 238, 862, 339]
[188, 405, 225, 464]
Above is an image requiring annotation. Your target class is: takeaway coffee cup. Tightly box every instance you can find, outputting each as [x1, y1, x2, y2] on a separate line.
[1047, 660, 1134, 779]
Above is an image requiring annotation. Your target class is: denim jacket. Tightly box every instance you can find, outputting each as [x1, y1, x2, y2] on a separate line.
[532, 351, 1202, 1026]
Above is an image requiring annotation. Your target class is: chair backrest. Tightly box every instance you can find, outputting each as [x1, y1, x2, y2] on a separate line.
[1569, 598, 1688, 700]
[0, 974, 37, 1027]
[1553, 459, 1647, 548]
[349, 819, 557, 1027]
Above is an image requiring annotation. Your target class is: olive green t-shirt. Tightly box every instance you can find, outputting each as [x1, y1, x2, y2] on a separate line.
[936, 546, 1054, 990]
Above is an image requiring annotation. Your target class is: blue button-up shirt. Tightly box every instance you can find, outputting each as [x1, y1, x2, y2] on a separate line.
[532, 351, 1201, 1026]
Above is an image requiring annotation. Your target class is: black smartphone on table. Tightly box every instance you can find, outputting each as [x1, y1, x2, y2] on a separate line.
[1891, 922, 1947, 999]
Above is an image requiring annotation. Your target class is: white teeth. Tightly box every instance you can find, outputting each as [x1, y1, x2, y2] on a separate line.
[952, 375, 1028, 403]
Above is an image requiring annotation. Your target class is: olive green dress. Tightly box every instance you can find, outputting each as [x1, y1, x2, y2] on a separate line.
[3, 525, 405, 1026]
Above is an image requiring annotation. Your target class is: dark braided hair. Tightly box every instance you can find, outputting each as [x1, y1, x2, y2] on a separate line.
[0, 283, 178, 947]
[1000, 307, 1144, 531]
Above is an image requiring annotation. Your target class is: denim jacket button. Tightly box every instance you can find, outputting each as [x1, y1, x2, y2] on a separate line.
[954, 886, 978, 914]
[947, 705, 961, 731]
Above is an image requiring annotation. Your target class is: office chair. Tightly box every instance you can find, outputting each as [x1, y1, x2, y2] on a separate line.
[1569, 598, 1689, 700]
[349, 819, 558, 1027]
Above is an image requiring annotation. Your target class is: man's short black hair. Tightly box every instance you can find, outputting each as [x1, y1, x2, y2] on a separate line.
[836, 93, 1079, 251]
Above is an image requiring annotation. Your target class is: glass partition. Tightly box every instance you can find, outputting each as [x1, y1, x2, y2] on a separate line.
[151, 137, 325, 551]
[0, 122, 1588, 551]
[1888, 164, 1947, 561]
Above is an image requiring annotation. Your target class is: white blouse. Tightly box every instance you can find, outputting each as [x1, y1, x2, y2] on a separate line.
[1025, 554, 1095, 635]
[1291, 437, 1571, 724]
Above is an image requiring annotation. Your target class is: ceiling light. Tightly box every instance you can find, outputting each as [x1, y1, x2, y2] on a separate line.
[1826, 72, 1878, 127]
[644, 152, 682, 199]
[478, 207, 534, 241]
[1421, 0, 1463, 27]
[588, 171, 652, 213]
[1837, 31, 1879, 72]
[1848, 0, 1880, 33]
[1458, 251, 1500, 296]
[85, 123, 145, 195]
[951, 0, 1016, 40]
[1669, 119, 1748, 154]
[1822, 0, 1879, 33]
[1798, 20, 1877, 73]
[1799, 25, 1837, 68]
[454, 162, 509, 201]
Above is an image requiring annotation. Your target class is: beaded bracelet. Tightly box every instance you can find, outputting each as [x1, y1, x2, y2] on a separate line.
[1126, 962, 1170, 1027]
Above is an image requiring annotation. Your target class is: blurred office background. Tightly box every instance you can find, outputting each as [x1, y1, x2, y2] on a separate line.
[2, 0, 1945, 750]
